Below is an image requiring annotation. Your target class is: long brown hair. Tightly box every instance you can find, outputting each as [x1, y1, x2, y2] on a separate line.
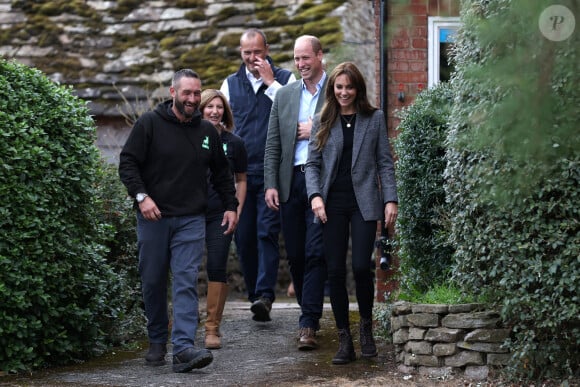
[200, 89, 234, 132]
[314, 62, 376, 150]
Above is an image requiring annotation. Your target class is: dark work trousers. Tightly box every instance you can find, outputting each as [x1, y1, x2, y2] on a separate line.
[234, 174, 281, 303]
[323, 190, 376, 330]
[280, 166, 326, 330]
[137, 212, 205, 355]
[205, 212, 233, 283]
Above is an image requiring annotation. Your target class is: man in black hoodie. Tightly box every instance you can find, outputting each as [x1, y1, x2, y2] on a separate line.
[119, 69, 238, 373]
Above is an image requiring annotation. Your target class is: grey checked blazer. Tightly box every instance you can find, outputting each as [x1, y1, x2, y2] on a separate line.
[264, 78, 327, 203]
[305, 109, 397, 222]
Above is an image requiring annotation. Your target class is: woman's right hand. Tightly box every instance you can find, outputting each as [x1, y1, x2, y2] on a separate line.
[311, 196, 327, 223]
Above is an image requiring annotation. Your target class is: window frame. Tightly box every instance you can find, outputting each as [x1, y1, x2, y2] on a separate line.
[428, 16, 461, 87]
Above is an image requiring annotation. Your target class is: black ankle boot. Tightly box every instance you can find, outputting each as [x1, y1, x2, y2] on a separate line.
[145, 342, 167, 366]
[332, 328, 356, 365]
[360, 318, 377, 357]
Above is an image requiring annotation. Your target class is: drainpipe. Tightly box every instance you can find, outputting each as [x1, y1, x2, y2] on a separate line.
[380, 0, 387, 112]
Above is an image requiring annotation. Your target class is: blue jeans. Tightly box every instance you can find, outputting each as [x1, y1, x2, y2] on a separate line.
[234, 174, 280, 302]
[206, 212, 233, 283]
[137, 213, 205, 355]
[280, 167, 326, 329]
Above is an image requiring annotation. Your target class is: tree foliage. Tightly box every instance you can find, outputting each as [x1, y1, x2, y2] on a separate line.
[445, 0, 579, 379]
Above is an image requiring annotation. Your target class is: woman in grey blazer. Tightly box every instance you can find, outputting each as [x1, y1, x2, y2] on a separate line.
[305, 62, 398, 365]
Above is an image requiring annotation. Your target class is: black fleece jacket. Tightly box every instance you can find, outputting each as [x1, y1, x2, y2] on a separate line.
[119, 100, 238, 217]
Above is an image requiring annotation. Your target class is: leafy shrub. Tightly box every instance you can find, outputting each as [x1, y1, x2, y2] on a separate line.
[95, 163, 145, 343]
[446, 0, 579, 380]
[0, 59, 126, 372]
[393, 83, 455, 294]
[373, 303, 393, 340]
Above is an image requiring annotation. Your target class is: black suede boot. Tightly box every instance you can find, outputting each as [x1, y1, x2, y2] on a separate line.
[145, 342, 167, 366]
[332, 328, 356, 365]
[360, 318, 377, 357]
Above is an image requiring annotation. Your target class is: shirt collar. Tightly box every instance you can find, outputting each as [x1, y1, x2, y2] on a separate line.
[245, 67, 260, 82]
[301, 71, 327, 93]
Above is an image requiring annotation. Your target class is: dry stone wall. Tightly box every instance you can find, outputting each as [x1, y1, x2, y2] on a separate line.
[391, 301, 511, 381]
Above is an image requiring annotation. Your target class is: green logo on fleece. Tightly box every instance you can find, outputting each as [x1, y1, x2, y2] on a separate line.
[202, 136, 210, 150]
[222, 143, 228, 156]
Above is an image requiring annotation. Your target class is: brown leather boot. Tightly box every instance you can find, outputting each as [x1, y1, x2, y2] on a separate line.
[298, 327, 318, 350]
[205, 281, 228, 349]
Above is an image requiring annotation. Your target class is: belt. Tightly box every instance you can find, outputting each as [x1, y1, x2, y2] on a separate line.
[294, 164, 305, 173]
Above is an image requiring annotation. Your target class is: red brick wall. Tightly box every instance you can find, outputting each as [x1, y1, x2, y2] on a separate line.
[383, 0, 459, 131]
[372, 0, 460, 302]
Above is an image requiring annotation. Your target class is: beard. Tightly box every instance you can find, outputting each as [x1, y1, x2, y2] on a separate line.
[174, 98, 196, 119]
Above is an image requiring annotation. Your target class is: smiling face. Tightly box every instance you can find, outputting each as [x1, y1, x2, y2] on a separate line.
[333, 73, 357, 114]
[240, 33, 269, 77]
[171, 76, 202, 121]
[293, 36, 324, 84]
[202, 96, 225, 128]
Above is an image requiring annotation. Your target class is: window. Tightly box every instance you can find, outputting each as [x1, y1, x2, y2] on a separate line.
[428, 17, 461, 87]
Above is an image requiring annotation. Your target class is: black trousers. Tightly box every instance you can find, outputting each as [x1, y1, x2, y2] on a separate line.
[323, 189, 376, 330]
[280, 167, 326, 329]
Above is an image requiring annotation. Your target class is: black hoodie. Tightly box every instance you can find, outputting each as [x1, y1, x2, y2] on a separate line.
[119, 100, 238, 217]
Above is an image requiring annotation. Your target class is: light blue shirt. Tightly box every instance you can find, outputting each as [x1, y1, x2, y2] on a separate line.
[294, 72, 326, 165]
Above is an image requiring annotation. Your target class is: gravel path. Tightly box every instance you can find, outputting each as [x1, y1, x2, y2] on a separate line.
[0, 298, 532, 387]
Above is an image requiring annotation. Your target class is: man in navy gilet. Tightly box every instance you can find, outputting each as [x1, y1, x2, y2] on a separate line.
[220, 28, 296, 322]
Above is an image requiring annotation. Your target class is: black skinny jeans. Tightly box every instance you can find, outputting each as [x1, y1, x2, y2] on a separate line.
[205, 212, 233, 283]
[323, 190, 377, 330]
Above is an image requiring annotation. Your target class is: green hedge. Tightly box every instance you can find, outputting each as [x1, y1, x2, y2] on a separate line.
[394, 83, 455, 294]
[446, 0, 579, 380]
[95, 163, 145, 344]
[0, 59, 130, 372]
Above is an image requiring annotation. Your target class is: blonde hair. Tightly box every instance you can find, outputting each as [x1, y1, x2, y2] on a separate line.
[200, 89, 235, 132]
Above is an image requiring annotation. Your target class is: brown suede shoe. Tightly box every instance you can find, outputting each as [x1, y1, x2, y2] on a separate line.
[298, 327, 318, 350]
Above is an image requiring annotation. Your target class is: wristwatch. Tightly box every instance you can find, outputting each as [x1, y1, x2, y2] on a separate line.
[136, 193, 148, 203]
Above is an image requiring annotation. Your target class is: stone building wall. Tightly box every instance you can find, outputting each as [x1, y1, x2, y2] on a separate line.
[391, 301, 511, 381]
[0, 0, 376, 163]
